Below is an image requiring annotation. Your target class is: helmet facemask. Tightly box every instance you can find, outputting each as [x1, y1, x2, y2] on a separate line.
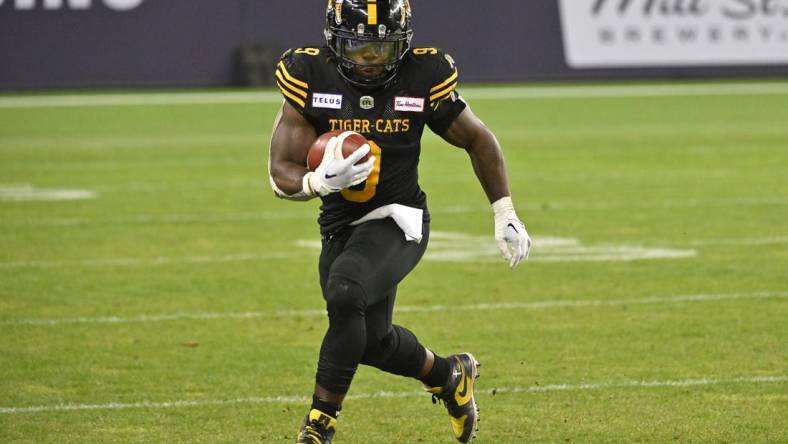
[325, 0, 413, 89]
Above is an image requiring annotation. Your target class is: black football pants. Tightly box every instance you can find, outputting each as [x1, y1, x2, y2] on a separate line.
[316, 218, 430, 394]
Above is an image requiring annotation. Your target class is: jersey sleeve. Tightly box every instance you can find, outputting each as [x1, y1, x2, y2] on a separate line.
[274, 49, 312, 113]
[425, 50, 467, 135]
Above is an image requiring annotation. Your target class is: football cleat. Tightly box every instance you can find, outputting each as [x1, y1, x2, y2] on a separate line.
[426, 353, 481, 443]
[296, 409, 337, 444]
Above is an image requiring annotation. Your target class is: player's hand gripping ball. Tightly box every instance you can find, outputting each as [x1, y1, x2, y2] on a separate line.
[303, 130, 374, 197]
[307, 130, 370, 171]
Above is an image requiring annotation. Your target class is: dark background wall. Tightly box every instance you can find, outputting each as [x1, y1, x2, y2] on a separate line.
[1, 0, 787, 91]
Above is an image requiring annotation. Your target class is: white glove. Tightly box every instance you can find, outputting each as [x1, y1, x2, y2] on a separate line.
[303, 136, 375, 197]
[492, 196, 532, 268]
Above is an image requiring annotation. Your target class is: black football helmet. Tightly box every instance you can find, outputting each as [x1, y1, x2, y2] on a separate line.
[325, 0, 413, 89]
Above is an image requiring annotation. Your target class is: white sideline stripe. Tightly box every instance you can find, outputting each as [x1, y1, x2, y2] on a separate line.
[1, 375, 785, 414]
[462, 83, 788, 100]
[2, 83, 788, 108]
[0, 92, 282, 109]
[1, 291, 784, 327]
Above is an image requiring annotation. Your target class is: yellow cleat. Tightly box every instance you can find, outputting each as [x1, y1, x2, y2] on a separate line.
[426, 353, 481, 443]
[296, 409, 336, 444]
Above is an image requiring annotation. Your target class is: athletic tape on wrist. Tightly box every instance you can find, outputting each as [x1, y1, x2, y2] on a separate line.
[303, 172, 317, 197]
[492, 196, 516, 219]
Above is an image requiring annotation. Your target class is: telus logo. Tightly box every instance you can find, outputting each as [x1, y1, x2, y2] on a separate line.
[0, 0, 145, 10]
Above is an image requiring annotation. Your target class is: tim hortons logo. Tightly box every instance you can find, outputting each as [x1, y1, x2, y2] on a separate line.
[0, 0, 145, 10]
[394, 96, 425, 113]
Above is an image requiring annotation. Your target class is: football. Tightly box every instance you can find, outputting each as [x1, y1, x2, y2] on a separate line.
[307, 130, 370, 171]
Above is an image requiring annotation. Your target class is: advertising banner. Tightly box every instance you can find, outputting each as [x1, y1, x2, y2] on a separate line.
[559, 0, 788, 67]
[1, 1, 786, 89]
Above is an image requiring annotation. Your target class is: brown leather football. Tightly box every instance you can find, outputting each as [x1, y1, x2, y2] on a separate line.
[307, 130, 369, 171]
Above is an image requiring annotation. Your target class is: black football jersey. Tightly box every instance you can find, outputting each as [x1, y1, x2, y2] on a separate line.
[275, 46, 467, 235]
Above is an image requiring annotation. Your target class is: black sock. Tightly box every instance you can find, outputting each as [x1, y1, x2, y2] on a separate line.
[311, 395, 341, 418]
[420, 354, 451, 389]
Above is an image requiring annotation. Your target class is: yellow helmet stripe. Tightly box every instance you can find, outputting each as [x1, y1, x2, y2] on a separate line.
[368, 0, 378, 25]
[275, 70, 308, 99]
[430, 82, 457, 103]
[277, 61, 309, 89]
[430, 69, 458, 93]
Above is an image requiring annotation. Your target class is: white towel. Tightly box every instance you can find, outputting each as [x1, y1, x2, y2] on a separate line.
[350, 204, 424, 243]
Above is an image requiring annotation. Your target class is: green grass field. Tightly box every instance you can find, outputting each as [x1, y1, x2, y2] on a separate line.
[1, 82, 787, 443]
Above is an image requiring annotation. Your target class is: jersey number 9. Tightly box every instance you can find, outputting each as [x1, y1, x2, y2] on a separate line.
[341, 140, 382, 203]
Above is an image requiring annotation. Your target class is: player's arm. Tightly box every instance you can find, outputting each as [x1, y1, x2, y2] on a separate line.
[268, 101, 317, 200]
[441, 107, 509, 203]
[268, 101, 373, 200]
[440, 106, 532, 267]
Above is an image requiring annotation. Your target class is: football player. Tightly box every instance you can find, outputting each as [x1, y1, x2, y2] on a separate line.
[268, 1, 531, 442]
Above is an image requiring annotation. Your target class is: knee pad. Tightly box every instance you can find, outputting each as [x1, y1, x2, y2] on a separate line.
[324, 276, 366, 319]
[361, 328, 397, 368]
[361, 325, 426, 377]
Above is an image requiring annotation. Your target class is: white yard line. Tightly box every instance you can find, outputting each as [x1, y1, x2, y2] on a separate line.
[681, 236, 788, 247]
[492, 375, 788, 394]
[0, 133, 263, 150]
[296, 234, 699, 264]
[7, 211, 315, 227]
[0, 248, 697, 269]
[1, 375, 784, 414]
[2, 195, 786, 227]
[2, 82, 788, 109]
[0, 232, 783, 270]
[527, 196, 788, 210]
[1, 291, 784, 327]
[0, 185, 96, 202]
[0, 253, 296, 270]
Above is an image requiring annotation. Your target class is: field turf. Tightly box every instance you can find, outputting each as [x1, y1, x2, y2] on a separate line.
[0, 82, 786, 442]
